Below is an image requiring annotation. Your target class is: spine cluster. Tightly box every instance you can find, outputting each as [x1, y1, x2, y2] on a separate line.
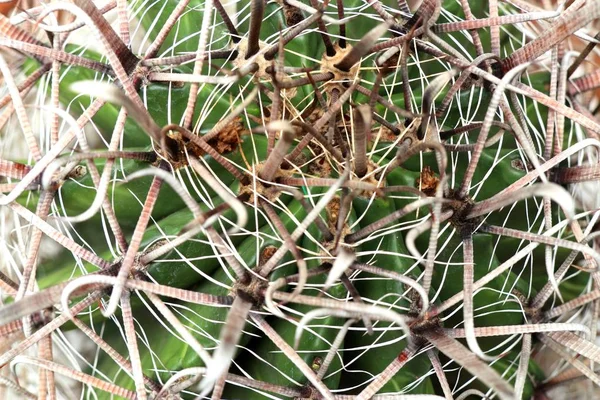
[1, 1, 600, 399]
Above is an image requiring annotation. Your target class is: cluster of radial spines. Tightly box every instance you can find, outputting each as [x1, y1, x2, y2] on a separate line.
[1, 0, 600, 399]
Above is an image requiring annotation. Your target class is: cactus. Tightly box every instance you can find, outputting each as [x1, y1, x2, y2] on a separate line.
[1, 0, 600, 399]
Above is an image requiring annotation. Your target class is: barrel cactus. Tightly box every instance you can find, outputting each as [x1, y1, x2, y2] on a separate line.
[1, 0, 600, 399]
